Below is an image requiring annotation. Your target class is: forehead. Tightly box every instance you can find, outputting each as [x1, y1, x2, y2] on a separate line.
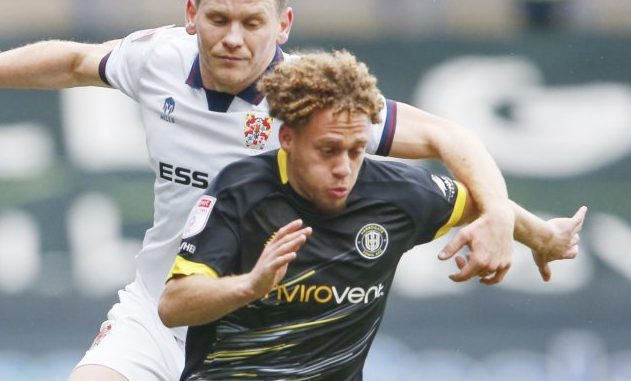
[200, 0, 278, 13]
[304, 109, 370, 143]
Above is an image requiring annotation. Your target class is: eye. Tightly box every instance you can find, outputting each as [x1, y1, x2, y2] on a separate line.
[320, 147, 336, 157]
[209, 15, 228, 26]
[349, 149, 363, 159]
[245, 18, 263, 29]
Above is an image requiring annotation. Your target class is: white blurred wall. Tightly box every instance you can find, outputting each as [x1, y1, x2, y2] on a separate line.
[1, 0, 631, 39]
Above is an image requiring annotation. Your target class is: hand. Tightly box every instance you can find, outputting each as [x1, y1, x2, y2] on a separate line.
[247, 219, 312, 298]
[439, 206, 514, 285]
[532, 206, 587, 282]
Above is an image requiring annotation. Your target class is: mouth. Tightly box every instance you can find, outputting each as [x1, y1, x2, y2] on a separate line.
[329, 187, 348, 199]
[216, 55, 245, 62]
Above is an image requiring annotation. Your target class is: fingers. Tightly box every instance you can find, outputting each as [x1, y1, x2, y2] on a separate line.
[479, 265, 510, 285]
[258, 220, 312, 279]
[573, 206, 588, 224]
[454, 255, 468, 270]
[563, 245, 579, 259]
[271, 219, 307, 243]
[571, 206, 588, 232]
[539, 262, 551, 282]
[272, 252, 297, 268]
[448, 259, 486, 282]
[439, 231, 468, 260]
[266, 220, 312, 254]
[448, 253, 511, 284]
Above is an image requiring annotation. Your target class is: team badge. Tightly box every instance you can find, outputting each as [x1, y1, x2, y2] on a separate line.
[244, 113, 273, 150]
[182, 195, 216, 239]
[89, 321, 113, 349]
[355, 223, 389, 260]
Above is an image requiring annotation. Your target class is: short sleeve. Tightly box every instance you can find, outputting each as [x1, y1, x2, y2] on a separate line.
[101, 25, 174, 100]
[167, 191, 241, 281]
[428, 175, 467, 239]
[366, 97, 397, 156]
[406, 170, 468, 246]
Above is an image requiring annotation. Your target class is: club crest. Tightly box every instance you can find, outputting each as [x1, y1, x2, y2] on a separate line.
[244, 113, 273, 150]
[355, 223, 389, 260]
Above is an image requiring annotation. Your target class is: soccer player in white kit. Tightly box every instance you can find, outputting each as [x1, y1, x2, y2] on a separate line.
[0, 1, 523, 380]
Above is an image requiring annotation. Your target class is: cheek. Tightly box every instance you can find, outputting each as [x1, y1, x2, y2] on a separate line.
[299, 159, 327, 186]
[250, 30, 276, 52]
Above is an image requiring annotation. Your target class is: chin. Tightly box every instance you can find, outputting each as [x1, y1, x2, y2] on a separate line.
[318, 202, 346, 215]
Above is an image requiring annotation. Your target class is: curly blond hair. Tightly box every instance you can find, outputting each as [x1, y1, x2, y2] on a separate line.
[258, 50, 383, 129]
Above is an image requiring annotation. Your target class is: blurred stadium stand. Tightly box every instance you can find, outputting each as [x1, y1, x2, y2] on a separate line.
[2, 1, 631, 380]
[1, 0, 631, 39]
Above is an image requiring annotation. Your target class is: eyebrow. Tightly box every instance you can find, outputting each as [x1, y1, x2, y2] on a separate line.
[205, 4, 270, 18]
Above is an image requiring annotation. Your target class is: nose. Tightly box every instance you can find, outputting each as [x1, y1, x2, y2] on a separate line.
[222, 22, 244, 49]
[332, 154, 352, 179]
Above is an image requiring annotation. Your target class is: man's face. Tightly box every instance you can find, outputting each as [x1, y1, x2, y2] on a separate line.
[186, 0, 292, 94]
[280, 109, 370, 214]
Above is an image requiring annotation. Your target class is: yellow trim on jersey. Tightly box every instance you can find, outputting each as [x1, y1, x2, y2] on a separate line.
[255, 314, 348, 335]
[280, 270, 316, 288]
[231, 373, 258, 378]
[167, 255, 219, 280]
[206, 343, 297, 361]
[433, 181, 467, 239]
[277, 149, 289, 184]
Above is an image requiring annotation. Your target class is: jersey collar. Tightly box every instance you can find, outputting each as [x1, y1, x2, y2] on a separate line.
[186, 46, 284, 113]
[276, 148, 289, 184]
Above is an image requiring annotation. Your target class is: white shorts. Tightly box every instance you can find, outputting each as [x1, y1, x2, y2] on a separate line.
[75, 281, 185, 381]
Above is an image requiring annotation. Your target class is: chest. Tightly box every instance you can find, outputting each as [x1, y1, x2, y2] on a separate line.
[239, 197, 415, 287]
[139, 84, 282, 181]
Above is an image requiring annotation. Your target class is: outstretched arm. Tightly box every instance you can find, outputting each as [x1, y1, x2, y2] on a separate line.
[159, 220, 312, 328]
[514, 205, 587, 281]
[441, 189, 587, 283]
[0, 39, 118, 89]
[391, 102, 514, 284]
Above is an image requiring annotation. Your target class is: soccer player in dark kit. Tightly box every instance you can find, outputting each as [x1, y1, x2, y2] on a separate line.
[159, 50, 586, 381]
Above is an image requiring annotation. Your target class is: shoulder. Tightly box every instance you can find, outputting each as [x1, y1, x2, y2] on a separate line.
[360, 158, 427, 185]
[124, 25, 189, 44]
[211, 151, 279, 194]
[118, 26, 196, 58]
[282, 51, 300, 62]
[358, 158, 457, 203]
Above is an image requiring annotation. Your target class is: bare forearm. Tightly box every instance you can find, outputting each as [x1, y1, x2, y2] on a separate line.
[511, 200, 552, 252]
[0, 40, 114, 88]
[159, 274, 258, 328]
[390, 102, 509, 212]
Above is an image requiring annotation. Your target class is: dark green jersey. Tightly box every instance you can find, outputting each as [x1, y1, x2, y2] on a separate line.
[171, 149, 466, 381]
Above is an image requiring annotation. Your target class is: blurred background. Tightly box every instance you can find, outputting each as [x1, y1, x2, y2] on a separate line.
[1, 0, 631, 380]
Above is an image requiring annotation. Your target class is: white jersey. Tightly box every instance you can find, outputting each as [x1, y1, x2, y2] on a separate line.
[100, 26, 397, 340]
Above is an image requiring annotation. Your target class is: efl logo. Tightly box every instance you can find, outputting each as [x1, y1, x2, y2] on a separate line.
[181, 195, 216, 239]
[199, 198, 213, 208]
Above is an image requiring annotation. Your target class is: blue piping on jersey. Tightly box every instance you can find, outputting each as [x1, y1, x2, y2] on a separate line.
[98, 51, 113, 86]
[185, 46, 284, 113]
[376, 99, 397, 156]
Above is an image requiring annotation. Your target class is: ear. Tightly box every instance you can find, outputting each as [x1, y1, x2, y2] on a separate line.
[276, 7, 294, 45]
[185, 0, 198, 35]
[279, 124, 294, 152]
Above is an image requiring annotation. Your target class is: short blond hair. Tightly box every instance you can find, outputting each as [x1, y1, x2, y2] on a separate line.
[258, 50, 383, 129]
[195, 0, 288, 13]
